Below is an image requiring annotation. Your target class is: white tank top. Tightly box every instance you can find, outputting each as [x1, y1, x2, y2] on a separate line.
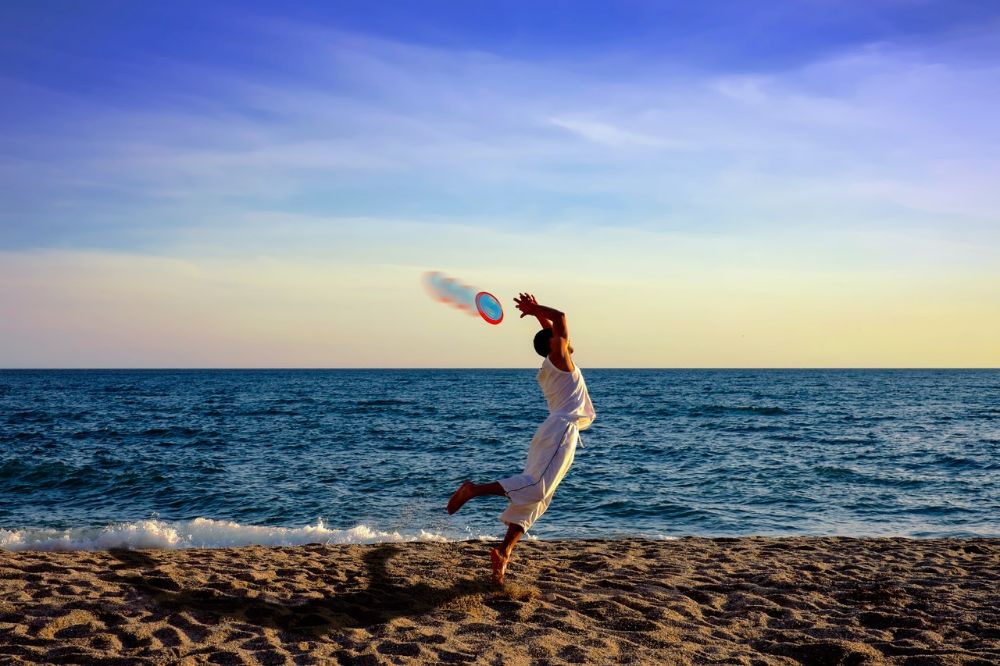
[538, 356, 596, 429]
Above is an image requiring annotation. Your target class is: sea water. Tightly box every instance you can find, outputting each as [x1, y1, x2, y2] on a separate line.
[1, 369, 997, 550]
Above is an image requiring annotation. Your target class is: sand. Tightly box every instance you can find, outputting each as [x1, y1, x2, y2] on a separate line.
[0, 537, 997, 665]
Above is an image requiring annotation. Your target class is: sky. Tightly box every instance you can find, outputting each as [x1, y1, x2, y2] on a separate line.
[1, 0, 998, 368]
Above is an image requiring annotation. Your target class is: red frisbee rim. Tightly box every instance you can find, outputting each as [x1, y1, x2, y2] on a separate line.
[475, 291, 504, 325]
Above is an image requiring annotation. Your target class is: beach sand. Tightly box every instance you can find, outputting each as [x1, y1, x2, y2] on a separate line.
[1, 537, 997, 664]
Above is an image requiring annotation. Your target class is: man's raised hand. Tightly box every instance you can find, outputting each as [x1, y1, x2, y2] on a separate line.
[514, 293, 539, 318]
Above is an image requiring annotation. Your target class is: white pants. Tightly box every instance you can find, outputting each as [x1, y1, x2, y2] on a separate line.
[498, 416, 580, 532]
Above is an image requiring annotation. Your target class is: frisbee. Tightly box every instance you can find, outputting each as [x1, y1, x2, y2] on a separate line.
[475, 291, 504, 325]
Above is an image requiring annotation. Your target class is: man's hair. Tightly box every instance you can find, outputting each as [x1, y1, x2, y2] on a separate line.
[533, 328, 553, 357]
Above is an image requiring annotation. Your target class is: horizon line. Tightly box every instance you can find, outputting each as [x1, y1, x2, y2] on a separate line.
[2, 367, 997, 372]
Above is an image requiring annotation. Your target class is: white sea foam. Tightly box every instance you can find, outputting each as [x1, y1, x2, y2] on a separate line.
[0, 518, 466, 552]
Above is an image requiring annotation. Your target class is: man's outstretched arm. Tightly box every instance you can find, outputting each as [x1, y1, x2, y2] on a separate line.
[514, 293, 573, 370]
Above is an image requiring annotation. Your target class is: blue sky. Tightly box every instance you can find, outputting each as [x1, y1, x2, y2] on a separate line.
[3, 0, 1000, 248]
[1, 1, 999, 366]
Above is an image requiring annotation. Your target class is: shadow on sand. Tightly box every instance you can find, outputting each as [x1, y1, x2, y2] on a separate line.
[108, 545, 491, 634]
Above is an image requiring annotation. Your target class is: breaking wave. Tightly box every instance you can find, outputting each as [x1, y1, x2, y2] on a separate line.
[0, 518, 463, 552]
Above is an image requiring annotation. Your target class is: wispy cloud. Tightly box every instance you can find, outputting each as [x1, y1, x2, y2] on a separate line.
[3, 20, 999, 251]
[548, 117, 685, 149]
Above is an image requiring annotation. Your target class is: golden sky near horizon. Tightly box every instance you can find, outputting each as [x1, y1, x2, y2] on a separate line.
[2, 220, 997, 368]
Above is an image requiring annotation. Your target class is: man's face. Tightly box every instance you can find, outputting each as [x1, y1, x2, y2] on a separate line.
[568, 341, 574, 355]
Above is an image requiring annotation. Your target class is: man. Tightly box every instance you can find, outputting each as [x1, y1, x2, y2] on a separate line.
[447, 293, 596, 585]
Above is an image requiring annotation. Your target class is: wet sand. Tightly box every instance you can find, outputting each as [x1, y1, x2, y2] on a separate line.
[1, 537, 997, 664]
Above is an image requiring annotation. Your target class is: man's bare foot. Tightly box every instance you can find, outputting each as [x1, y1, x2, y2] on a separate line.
[447, 480, 475, 514]
[490, 547, 509, 586]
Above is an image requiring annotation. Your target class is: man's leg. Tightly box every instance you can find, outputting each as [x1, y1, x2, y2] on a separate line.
[490, 523, 524, 585]
[445, 481, 525, 585]
[498, 523, 524, 559]
[447, 480, 505, 514]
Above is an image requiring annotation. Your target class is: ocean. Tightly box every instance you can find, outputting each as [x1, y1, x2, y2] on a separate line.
[1, 369, 997, 550]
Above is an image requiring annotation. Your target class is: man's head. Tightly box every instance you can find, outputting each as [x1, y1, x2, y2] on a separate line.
[533, 329, 553, 357]
[533, 329, 573, 357]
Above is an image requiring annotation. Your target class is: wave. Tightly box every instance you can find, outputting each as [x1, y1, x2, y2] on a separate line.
[140, 426, 207, 437]
[688, 405, 793, 417]
[0, 518, 461, 552]
[813, 465, 927, 488]
[355, 399, 410, 407]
